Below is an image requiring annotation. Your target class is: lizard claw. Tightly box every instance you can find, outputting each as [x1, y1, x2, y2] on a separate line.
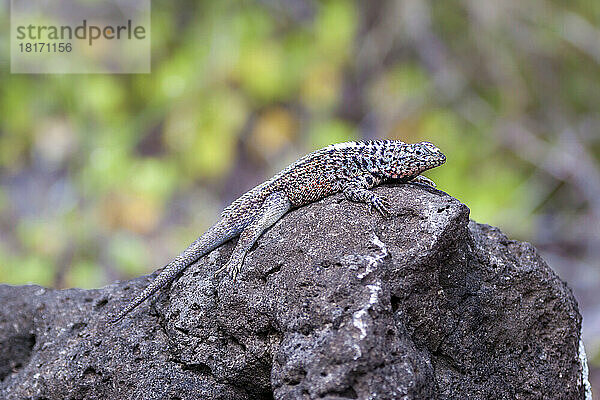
[214, 264, 227, 278]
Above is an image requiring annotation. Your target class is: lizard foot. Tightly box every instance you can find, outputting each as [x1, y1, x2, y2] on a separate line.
[412, 175, 436, 188]
[369, 194, 392, 217]
[214, 256, 244, 281]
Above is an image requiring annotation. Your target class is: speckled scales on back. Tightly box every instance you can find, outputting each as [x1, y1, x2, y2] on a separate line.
[229, 142, 385, 210]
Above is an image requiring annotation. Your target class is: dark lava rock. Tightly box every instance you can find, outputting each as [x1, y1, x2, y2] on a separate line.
[0, 185, 588, 399]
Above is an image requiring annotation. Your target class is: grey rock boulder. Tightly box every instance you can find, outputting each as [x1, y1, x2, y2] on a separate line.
[0, 185, 587, 399]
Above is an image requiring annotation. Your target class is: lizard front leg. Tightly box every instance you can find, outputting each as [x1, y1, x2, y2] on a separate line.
[215, 191, 291, 281]
[411, 175, 436, 188]
[343, 181, 392, 216]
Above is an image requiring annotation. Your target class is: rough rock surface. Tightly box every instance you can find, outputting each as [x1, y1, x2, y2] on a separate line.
[0, 184, 586, 400]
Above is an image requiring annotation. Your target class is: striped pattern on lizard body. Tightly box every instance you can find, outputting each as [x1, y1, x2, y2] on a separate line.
[110, 140, 446, 323]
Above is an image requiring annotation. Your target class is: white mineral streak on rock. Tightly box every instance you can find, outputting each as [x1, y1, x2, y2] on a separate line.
[578, 328, 592, 400]
[357, 234, 388, 279]
[353, 281, 382, 344]
[353, 235, 387, 351]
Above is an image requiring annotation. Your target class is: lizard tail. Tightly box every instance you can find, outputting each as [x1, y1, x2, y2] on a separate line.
[109, 222, 238, 324]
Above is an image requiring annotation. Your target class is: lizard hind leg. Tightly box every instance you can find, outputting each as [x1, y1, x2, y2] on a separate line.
[215, 191, 291, 281]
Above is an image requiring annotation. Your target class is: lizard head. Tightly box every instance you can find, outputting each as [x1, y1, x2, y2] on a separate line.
[379, 141, 446, 180]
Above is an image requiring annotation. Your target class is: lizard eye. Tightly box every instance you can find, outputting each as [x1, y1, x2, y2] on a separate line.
[415, 150, 422, 156]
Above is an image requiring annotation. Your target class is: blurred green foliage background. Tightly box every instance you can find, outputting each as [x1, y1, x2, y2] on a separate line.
[1, 0, 599, 390]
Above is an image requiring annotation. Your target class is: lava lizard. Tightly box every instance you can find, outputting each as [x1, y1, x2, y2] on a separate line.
[110, 140, 446, 323]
